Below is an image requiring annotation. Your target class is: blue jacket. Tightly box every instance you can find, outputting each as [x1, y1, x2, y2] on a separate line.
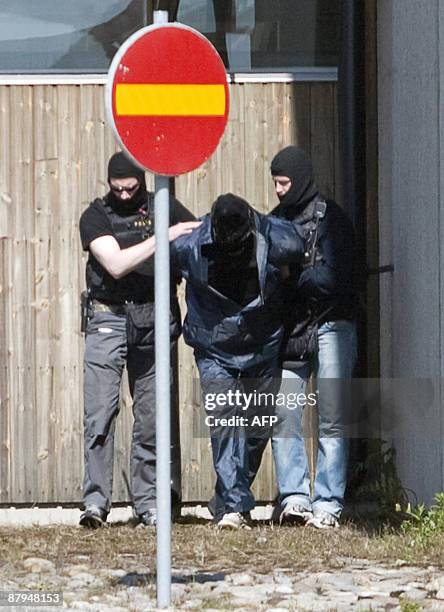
[172, 211, 304, 370]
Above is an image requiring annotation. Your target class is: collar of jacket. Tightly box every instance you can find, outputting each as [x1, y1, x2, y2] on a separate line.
[272, 195, 323, 224]
[193, 212, 268, 308]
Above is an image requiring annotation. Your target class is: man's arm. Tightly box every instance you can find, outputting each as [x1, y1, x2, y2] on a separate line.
[90, 221, 201, 279]
[297, 210, 355, 298]
[267, 217, 305, 265]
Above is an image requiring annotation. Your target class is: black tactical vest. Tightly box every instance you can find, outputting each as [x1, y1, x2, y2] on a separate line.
[86, 195, 157, 303]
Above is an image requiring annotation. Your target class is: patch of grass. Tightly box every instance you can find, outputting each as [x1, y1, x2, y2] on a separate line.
[1, 513, 444, 589]
[400, 492, 444, 550]
[398, 598, 423, 612]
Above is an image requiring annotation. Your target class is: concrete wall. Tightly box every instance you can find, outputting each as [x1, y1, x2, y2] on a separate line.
[378, 0, 444, 503]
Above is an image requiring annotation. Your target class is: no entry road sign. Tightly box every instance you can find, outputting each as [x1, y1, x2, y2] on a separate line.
[106, 23, 229, 176]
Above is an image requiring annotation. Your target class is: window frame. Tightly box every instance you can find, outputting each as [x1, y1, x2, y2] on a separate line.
[0, 68, 337, 86]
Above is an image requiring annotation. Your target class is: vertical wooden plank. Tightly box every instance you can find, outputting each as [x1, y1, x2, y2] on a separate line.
[244, 83, 267, 212]
[58, 85, 84, 501]
[178, 332, 215, 502]
[291, 83, 311, 151]
[264, 83, 283, 211]
[0, 86, 11, 502]
[310, 83, 336, 198]
[33, 85, 60, 501]
[193, 157, 214, 217]
[33, 158, 57, 501]
[223, 83, 246, 197]
[0, 236, 9, 503]
[8, 86, 35, 502]
[0, 87, 10, 240]
[70, 84, 91, 501]
[79, 86, 101, 207]
[104, 106, 119, 176]
[94, 85, 107, 197]
[34, 85, 58, 161]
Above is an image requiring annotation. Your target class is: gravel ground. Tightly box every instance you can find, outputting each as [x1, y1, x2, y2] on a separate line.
[1, 513, 444, 611]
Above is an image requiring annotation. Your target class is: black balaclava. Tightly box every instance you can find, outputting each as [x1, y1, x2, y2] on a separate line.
[270, 146, 319, 218]
[208, 194, 259, 305]
[107, 151, 147, 214]
[211, 193, 255, 255]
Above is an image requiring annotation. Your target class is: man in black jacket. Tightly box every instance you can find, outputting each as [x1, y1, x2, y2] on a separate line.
[270, 146, 357, 529]
[78, 152, 199, 528]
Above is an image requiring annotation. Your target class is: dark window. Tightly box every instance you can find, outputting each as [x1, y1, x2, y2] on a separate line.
[0, 0, 340, 74]
[177, 0, 341, 72]
[0, 0, 146, 73]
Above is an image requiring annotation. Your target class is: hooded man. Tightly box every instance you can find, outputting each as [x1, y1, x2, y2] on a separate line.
[270, 146, 357, 529]
[78, 152, 199, 528]
[172, 193, 305, 529]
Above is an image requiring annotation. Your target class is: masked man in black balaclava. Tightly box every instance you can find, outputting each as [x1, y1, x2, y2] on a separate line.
[171, 193, 305, 529]
[269, 146, 357, 529]
[208, 194, 259, 306]
[79, 151, 199, 529]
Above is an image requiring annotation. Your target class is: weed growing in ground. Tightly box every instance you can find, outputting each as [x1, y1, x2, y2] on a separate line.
[398, 597, 423, 612]
[347, 439, 410, 519]
[401, 492, 444, 547]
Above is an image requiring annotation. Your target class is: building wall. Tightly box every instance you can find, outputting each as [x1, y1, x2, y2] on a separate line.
[378, 0, 444, 503]
[0, 81, 340, 504]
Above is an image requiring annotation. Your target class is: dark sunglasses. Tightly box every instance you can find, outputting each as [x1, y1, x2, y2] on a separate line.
[109, 182, 140, 194]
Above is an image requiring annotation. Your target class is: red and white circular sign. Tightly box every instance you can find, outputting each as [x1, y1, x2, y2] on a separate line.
[106, 23, 230, 176]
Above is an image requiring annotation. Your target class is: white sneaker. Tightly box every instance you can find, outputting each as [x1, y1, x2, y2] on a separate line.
[306, 510, 339, 530]
[217, 512, 252, 530]
[280, 504, 313, 526]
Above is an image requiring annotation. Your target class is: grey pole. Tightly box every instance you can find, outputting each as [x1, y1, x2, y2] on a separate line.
[154, 10, 171, 609]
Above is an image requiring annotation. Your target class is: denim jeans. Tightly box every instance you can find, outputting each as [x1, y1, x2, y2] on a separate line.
[196, 354, 279, 521]
[271, 320, 357, 518]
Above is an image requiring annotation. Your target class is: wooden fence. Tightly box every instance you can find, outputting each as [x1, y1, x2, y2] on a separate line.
[0, 81, 340, 504]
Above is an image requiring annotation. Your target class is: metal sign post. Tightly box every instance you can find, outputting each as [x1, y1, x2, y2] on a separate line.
[153, 10, 171, 610]
[105, 12, 229, 607]
[154, 173, 171, 608]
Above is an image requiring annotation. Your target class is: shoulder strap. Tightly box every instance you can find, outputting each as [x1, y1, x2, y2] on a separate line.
[92, 197, 110, 215]
[304, 199, 326, 265]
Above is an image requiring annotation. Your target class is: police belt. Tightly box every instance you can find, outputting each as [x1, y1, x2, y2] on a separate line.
[92, 299, 150, 315]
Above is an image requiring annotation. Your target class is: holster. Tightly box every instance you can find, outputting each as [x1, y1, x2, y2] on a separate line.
[80, 290, 94, 333]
